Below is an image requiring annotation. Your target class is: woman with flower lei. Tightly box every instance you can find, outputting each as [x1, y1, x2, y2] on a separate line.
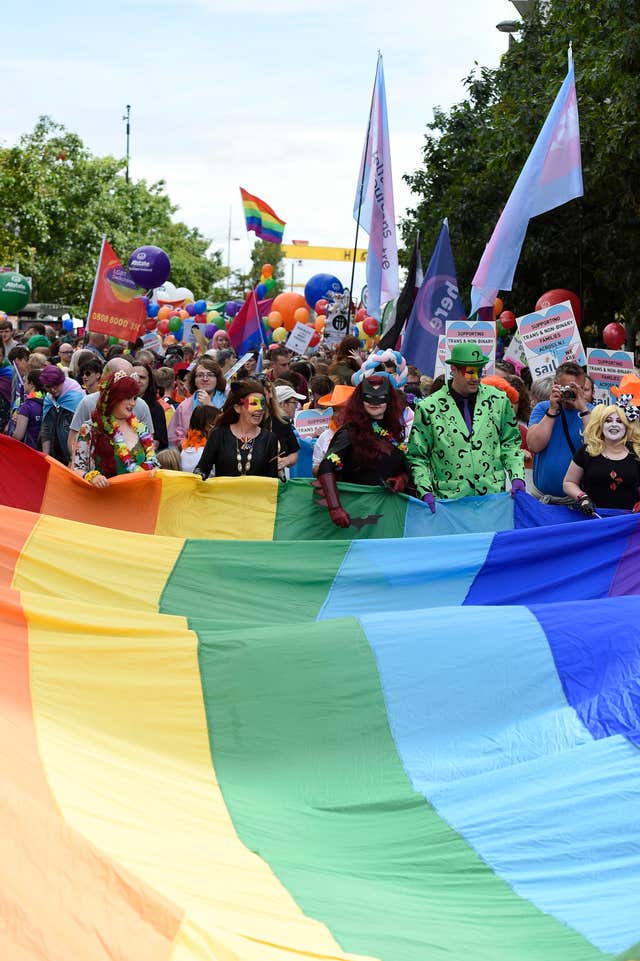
[72, 371, 159, 488]
[316, 374, 411, 528]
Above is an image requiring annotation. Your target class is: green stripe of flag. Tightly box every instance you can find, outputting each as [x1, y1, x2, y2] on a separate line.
[172, 608, 608, 961]
[274, 480, 408, 541]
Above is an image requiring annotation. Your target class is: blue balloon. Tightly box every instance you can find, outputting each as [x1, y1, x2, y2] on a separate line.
[62, 318, 74, 332]
[256, 283, 267, 299]
[186, 302, 197, 316]
[148, 303, 160, 318]
[194, 299, 207, 314]
[304, 273, 344, 310]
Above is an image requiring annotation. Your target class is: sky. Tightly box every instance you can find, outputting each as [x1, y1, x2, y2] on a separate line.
[4, 0, 519, 298]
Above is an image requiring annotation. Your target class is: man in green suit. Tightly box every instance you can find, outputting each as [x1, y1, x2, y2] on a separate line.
[406, 343, 525, 512]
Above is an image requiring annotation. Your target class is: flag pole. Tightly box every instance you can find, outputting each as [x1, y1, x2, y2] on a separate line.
[349, 52, 381, 319]
[85, 234, 106, 333]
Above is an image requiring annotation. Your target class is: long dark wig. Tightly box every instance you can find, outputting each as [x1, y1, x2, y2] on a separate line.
[341, 377, 406, 466]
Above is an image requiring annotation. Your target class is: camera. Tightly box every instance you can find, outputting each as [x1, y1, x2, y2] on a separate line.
[559, 385, 576, 400]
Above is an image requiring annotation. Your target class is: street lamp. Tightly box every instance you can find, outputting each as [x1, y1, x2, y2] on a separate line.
[122, 105, 131, 184]
[496, 19, 522, 47]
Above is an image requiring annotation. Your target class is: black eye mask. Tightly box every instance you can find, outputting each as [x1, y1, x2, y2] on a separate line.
[360, 378, 390, 404]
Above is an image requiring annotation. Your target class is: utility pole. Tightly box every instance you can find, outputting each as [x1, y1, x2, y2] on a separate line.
[123, 105, 131, 184]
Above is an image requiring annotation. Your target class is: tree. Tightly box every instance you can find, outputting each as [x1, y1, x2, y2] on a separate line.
[0, 117, 226, 311]
[402, 0, 640, 344]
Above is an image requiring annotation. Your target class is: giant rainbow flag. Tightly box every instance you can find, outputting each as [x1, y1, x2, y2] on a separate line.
[1, 436, 639, 961]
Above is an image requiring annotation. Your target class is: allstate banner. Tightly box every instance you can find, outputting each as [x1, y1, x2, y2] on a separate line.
[445, 320, 496, 374]
[516, 300, 586, 381]
[587, 347, 635, 403]
[402, 220, 466, 377]
[87, 238, 147, 341]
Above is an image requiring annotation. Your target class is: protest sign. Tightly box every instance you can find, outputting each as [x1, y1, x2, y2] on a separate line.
[516, 301, 585, 381]
[433, 335, 447, 379]
[445, 320, 496, 374]
[286, 322, 315, 355]
[587, 348, 635, 404]
[294, 408, 332, 438]
[503, 330, 528, 369]
[224, 352, 254, 381]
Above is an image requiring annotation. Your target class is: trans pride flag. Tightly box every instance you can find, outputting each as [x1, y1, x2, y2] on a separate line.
[471, 51, 583, 313]
[353, 54, 399, 320]
[240, 187, 286, 243]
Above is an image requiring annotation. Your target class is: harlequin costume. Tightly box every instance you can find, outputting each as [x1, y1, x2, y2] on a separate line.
[406, 344, 525, 500]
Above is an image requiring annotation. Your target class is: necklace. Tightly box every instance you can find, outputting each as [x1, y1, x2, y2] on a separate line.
[236, 434, 255, 474]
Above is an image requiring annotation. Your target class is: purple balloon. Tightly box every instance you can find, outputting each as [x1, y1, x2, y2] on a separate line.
[128, 245, 171, 289]
[186, 302, 197, 316]
[205, 323, 218, 338]
[225, 300, 240, 317]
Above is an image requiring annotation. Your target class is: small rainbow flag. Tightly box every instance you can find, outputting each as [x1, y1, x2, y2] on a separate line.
[240, 187, 286, 244]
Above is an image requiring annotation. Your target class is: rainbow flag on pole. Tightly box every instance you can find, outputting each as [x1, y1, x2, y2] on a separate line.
[240, 187, 286, 243]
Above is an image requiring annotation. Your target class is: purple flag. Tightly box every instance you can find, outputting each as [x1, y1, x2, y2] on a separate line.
[402, 220, 466, 377]
[471, 52, 583, 313]
[354, 54, 399, 320]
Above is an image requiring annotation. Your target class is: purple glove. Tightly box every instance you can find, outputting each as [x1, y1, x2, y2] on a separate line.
[510, 478, 526, 497]
[421, 492, 436, 514]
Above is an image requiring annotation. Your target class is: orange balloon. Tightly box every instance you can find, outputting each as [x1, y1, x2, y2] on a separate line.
[284, 314, 297, 332]
[272, 291, 308, 327]
[493, 297, 504, 319]
[158, 305, 171, 321]
[268, 310, 283, 328]
[314, 316, 326, 333]
[262, 264, 273, 279]
[294, 306, 310, 325]
[179, 309, 190, 320]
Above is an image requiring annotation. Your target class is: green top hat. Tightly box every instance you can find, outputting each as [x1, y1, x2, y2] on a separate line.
[445, 342, 490, 367]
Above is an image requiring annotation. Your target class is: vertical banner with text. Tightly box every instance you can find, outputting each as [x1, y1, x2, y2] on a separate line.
[87, 238, 147, 342]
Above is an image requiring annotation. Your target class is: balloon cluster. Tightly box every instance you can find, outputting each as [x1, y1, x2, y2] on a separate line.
[255, 263, 277, 301]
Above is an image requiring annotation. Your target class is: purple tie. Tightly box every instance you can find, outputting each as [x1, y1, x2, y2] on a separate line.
[462, 398, 473, 433]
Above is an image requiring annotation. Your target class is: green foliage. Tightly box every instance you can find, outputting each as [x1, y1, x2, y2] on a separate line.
[0, 117, 225, 311]
[402, 0, 640, 343]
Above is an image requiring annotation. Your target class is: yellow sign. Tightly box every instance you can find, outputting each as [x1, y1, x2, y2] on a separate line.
[281, 244, 367, 263]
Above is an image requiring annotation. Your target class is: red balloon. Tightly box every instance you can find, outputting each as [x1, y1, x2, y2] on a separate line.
[309, 332, 320, 348]
[157, 319, 170, 335]
[499, 310, 516, 331]
[144, 316, 157, 331]
[535, 289, 581, 326]
[315, 299, 329, 315]
[362, 316, 379, 336]
[355, 306, 368, 324]
[602, 322, 626, 350]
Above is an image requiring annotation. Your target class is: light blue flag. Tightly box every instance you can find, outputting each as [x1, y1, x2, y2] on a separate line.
[471, 52, 583, 313]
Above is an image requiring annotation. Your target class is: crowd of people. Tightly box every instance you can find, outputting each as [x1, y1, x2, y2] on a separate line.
[2, 314, 639, 525]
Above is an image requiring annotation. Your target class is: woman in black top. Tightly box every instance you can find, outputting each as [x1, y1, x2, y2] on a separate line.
[563, 402, 640, 512]
[133, 361, 169, 451]
[194, 380, 279, 480]
[316, 375, 410, 527]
